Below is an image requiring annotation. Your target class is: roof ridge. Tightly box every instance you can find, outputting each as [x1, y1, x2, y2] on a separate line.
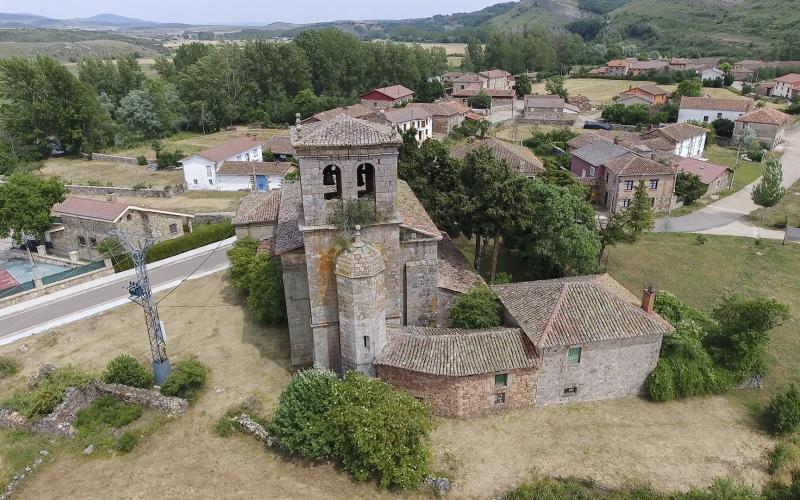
[539, 281, 570, 348]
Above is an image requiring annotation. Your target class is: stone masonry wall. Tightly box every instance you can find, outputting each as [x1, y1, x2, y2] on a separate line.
[400, 238, 438, 327]
[337, 270, 386, 377]
[67, 184, 183, 198]
[378, 365, 537, 417]
[534, 334, 663, 406]
[281, 249, 314, 366]
[436, 288, 458, 327]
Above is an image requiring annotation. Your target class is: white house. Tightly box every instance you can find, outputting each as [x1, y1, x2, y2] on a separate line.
[677, 97, 754, 124]
[699, 67, 725, 82]
[182, 136, 263, 191]
[641, 122, 708, 158]
[365, 107, 433, 142]
[772, 74, 800, 99]
[215, 161, 293, 191]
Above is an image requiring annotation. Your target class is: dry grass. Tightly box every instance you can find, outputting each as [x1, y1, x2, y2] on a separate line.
[110, 127, 288, 159]
[39, 159, 184, 189]
[71, 192, 245, 214]
[530, 79, 661, 105]
[0, 269, 779, 498]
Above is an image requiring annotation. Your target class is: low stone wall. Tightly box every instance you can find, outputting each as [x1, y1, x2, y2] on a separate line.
[67, 184, 184, 199]
[516, 117, 576, 126]
[0, 264, 113, 307]
[6, 250, 79, 269]
[194, 212, 235, 225]
[90, 153, 157, 167]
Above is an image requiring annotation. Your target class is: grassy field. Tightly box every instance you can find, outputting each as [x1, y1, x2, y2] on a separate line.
[0, 260, 780, 497]
[109, 127, 287, 159]
[0, 40, 162, 62]
[529, 78, 662, 105]
[39, 159, 184, 190]
[749, 178, 800, 229]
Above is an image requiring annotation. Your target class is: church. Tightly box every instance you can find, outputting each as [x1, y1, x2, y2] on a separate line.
[241, 115, 674, 417]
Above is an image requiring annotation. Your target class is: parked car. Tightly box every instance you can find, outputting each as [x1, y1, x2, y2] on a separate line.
[584, 121, 613, 131]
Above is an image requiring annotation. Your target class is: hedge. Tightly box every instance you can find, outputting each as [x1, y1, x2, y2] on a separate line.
[108, 221, 234, 272]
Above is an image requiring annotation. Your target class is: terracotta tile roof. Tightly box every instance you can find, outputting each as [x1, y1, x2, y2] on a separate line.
[416, 101, 470, 117]
[638, 137, 676, 152]
[524, 95, 565, 108]
[621, 84, 668, 97]
[189, 136, 262, 163]
[566, 133, 602, 150]
[375, 326, 537, 376]
[465, 112, 485, 121]
[232, 190, 281, 225]
[607, 59, 631, 67]
[451, 137, 544, 176]
[397, 180, 441, 239]
[589, 67, 608, 75]
[586, 129, 642, 149]
[362, 84, 414, 100]
[775, 73, 800, 84]
[736, 107, 792, 126]
[290, 115, 402, 149]
[273, 182, 304, 255]
[453, 73, 487, 84]
[680, 97, 754, 113]
[451, 87, 514, 98]
[604, 153, 676, 176]
[678, 157, 731, 185]
[437, 234, 485, 293]
[217, 161, 293, 176]
[571, 140, 630, 167]
[478, 69, 512, 79]
[52, 197, 128, 222]
[373, 106, 432, 124]
[629, 60, 669, 71]
[618, 94, 653, 105]
[303, 103, 373, 123]
[493, 275, 673, 348]
[264, 135, 296, 156]
[442, 71, 465, 81]
[644, 122, 708, 144]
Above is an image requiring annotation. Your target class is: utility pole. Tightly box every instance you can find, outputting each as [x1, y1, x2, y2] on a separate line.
[113, 231, 172, 385]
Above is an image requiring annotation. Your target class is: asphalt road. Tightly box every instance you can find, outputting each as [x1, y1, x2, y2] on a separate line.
[0, 242, 232, 345]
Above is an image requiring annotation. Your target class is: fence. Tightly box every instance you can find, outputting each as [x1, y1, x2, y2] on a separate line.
[0, 259, 113, 305]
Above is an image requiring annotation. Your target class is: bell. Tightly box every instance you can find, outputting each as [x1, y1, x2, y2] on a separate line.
[323, 169, 335, 185]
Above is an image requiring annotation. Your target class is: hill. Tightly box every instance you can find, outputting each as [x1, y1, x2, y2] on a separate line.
[0, 29, 167, 61]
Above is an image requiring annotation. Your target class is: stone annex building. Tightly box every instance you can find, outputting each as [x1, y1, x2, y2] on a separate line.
[252, 115, 674, 417]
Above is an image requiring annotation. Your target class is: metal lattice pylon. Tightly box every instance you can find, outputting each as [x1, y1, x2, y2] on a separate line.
[111, 231, 172, 384]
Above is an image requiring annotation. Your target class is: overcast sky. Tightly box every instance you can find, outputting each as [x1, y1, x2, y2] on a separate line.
[3, 0, 505, 25]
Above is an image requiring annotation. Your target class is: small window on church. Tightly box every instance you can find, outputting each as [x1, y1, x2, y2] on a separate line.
[356, 163, 375, 199]
[322, 165, 342, 200]
[363, 336, 370, 351]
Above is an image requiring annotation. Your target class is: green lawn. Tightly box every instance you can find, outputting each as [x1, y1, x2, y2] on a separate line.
[605, 233, 800, 407]
[749, 178, 800, 230]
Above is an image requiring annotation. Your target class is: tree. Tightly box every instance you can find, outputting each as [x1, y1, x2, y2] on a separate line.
[450, 286, 501, 329]
[626, 181, 654, 235]
[117, 80, 182, 138]
[513, 74, 532, 99]
[675, 78, 702, 98]
[0, 174, 66, 243]
[463, 37, 484, 72]
[675, 171, 708, 205]
[226, 237, 286, 324]
[711, 118, 734, 138]
[467, 90, 492, 110]
[751, 156, 786, 220]
[545, 75, 569, 100]
[413, 77, 444, 103]
[766, 384, 800, 434]
[597, 212, 631, 265]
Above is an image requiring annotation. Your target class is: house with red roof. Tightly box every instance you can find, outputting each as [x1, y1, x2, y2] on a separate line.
[734, 107, 794, 148]
[360, 84, 415, 109]
[772, 74, 800, 99]
[182, 136, 264, 191]
[677, 157, 732, 196]
[677, 97, 754, 124]
[619, 84, 669, 106]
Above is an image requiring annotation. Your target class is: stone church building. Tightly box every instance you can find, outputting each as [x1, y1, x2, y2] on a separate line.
[248, 115, 674, 417]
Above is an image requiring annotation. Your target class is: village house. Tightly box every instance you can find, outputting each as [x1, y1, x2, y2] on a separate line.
[477, 69, 514, 90]
[605, 58, 670, 77]
[451, 86, 515, 110]
[48, 197, 193, 261]
[360, 84, 415, 109]
[451, 73, 488, 92]
[263, 135, 296, 161]
[677, 97, 754, 124]
[699, 67, 725, 82]
[641, 122, 708, 158]
[450, 137, 545, 179]
[214, 160, 293, 191]
[235, 115, 672, 417]
[569, 139, 677, 213]
[733, 107, 793, 148]
[232, 190, 281, 240]
[772, 74, 800, 99]
[181, 136, 263, 191]
[522, 95, 579, 122]
[364, 106, 434, 142]
[301, 103, 373, 123]
[619, 85, 669, 106]
[676, 157, 732, 196]
[416, 101, 471, 135]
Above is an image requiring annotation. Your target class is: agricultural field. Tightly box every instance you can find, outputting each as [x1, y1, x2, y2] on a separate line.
[0, 40, 163, 62]
[0, 242, 787, 497]
[529, 78, 662, 105]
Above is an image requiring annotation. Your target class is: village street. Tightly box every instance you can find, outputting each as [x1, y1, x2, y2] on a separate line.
[656, 124, 800, 239]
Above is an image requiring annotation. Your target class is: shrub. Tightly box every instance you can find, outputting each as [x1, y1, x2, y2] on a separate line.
[102, 355, 153, 389]
[227, 237, 286, 324]
[116, 431, 139, 453]
[75, 395, 143, 429]
[136, 155, 148, 166]
[131, 182, 147, 190]
[768, 443, 789, 474]
[450, 286, 501, 329]
[160, 357, 207, 403]
[269, 367, 339, 460]
[766, 384, 800, 434]
[3, 366, 92, 419]
[0, 356, 19, 379]
[695, 234, 708, 245]
[494, 272, 512, 284]
[328, 372, 433, 489]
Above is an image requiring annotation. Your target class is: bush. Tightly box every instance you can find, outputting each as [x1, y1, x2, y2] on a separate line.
[131, 182, 147, 190]
[3, 366, 92, 419]
[160, 357, 207, 403]
[0, 356, 19, 379]
[328, 372, 433, 489]
[450, 286, 501, 329]
[227, 237, 286, 324]
[269, 367, 339, 460]
[116, 431, 139, 453]
[494, 272, 512, 284]
[766, 384, 800, 434]
[75, 395, 143, 429]
[136, 155, 148, 166]
[102, 355, 153, 389]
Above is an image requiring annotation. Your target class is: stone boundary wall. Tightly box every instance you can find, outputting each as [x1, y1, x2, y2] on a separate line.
[6, 250, 80, 269]
[89, 153, 157, 167]
[0, 264, 113, 307]
[67, 184, 184, 199]
[516, 117, 576, 126]
[194, 212, 235, 224]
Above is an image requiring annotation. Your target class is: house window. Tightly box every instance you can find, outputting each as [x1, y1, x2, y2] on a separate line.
[563, 387, 578, 395]
[649, 179, 659, 189]
[703, 116, 709, 122]
[89, 237, 97, 247]
[245, 153, 250, 161]
[126, 213, 133, 221]
[77, 236, 87, 246]
[495, 373, 508, 387]
[209, 179, 213, 185]
[206, 166, 213, 177]
[567, 346, 582, 364]
[717, 112, 723, 119]
[621, 199, 631, 208]
[169, 223, 178, 234]
[494, 393, 506, 405]
[589, 166, 596, 176]
[650, 197, 655, 207]
[624, 180, 634, 190]
[363, 335, 370, 351]
[193, 179, 198, 185]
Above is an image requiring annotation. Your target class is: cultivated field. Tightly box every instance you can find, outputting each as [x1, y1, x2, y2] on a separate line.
[0, 40, 162, 62]
[0, 264, 780, 498]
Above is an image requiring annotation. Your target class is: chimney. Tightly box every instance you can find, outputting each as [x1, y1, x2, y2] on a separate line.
[106, 192, 117, 204]
[641, 285, 656, 314]
[614, 136, 621, 145]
